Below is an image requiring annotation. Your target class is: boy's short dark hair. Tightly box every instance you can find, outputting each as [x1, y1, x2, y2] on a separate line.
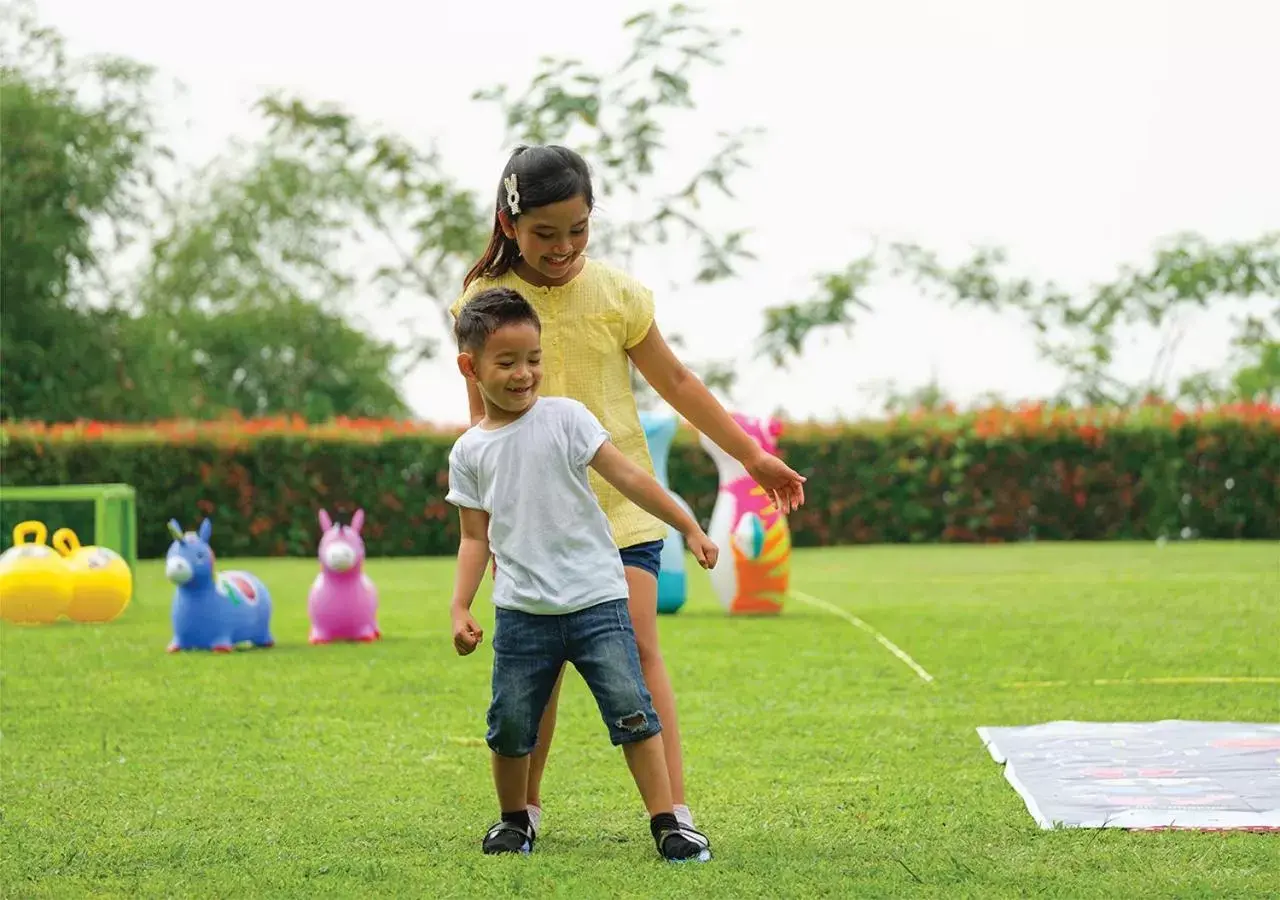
[454, 288, 541, 354]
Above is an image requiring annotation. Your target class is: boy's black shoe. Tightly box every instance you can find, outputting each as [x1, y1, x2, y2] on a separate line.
[651, 812, 712, 863]
[482, 812, 535, 855]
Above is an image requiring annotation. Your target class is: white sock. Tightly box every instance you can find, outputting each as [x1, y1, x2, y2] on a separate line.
[673, 804, 695, 829]
[527, 803, 542, 833]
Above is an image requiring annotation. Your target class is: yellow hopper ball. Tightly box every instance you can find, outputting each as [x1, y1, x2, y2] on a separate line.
[52, 528, 133, 623]
[0, 521, 73, 624]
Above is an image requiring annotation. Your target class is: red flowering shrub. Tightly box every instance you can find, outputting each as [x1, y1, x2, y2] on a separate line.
[2, 403, 1276, 557]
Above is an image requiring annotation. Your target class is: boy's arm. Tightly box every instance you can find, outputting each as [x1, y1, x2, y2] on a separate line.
[450, 507, 490, 654]
[588, 441, 718, 568]
[450, 507, 491, 610]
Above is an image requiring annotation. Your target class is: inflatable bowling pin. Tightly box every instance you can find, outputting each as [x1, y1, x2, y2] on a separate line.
[639, 410, 697, 614]
[698, 414, 791, 615]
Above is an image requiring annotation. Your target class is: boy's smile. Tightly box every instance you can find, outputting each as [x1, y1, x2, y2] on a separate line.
[465, 322, 543, 422]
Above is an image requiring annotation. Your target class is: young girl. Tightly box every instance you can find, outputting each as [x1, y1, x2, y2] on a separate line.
[450, 144, 807, 845]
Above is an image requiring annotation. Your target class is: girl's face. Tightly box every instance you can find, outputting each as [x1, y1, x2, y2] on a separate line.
[503, 194, 591, 286]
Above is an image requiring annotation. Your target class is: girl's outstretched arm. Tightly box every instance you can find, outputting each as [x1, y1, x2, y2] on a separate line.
[628, 324, 807, 513]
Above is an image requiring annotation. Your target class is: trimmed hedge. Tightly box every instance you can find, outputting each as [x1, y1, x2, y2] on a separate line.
[1, 406, 1277, 558]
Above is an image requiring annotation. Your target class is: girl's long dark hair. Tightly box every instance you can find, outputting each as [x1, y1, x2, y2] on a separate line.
[462, 145, 595, 288]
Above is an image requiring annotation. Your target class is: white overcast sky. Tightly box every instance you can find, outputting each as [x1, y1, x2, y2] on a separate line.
[31, 0, 1280, 424]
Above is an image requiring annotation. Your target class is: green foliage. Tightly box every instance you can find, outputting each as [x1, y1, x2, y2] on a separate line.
[132, 141, 418, 419]
[758, 232, 1280, 405]
[171, 302, 408, 419]
[894, 232, 1280, 405]
[0, 0, 174, 421]
[0, 4, 412, 422]
[758, 255, 875, 367]
[3, 413, 1275, 558]
[240, 95, 492, 350]
[0, 433, 454, 558]
[157, 5, 755, 411]
[2, 3, 760, 422]
[0, 499, 95, 554]
[1229, 340, 1280, 401]
[0, 1, 165, 296]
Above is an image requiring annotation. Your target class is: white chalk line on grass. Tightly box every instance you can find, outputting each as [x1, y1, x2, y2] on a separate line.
[790, 590, 935, 684]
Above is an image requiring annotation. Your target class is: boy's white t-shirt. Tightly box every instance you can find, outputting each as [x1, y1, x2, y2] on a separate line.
[445, 396, 630, 615]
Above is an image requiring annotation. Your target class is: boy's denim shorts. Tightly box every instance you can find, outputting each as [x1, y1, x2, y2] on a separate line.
[487, 598, 662, 757]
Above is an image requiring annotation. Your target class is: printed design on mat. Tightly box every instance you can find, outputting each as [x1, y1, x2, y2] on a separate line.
[976, 721, 1280, 831]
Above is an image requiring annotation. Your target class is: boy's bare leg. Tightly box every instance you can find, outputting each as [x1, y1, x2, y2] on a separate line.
[482, 752, 536, 855]
[621, 733, 674, 815]
[622, 733, 711, 862]
[493, 753, 530, 815]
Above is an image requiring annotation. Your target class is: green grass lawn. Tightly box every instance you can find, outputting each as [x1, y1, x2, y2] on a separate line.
[3, 542, 1278, 898]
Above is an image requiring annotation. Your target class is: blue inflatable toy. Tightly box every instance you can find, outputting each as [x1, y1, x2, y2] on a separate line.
[638, 410, 698, 614]
[164, 517, 274, 653]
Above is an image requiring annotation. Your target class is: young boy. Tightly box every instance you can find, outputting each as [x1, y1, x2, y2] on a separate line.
[445, 287, 718, 863]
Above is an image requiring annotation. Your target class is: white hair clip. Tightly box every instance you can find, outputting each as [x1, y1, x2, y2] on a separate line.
[503, 174, 521, 216]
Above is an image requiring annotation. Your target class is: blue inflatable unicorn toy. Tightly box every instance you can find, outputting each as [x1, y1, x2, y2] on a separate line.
[639, 410, 698, 615]
[165, 517, 274, 653]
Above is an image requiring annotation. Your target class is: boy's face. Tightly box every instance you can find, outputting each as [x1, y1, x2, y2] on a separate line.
[461, 322, 542, 417]
[502, 195, 590, 286]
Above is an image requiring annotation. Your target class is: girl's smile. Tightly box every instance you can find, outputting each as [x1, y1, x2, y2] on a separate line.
[504, 195, 591, 287]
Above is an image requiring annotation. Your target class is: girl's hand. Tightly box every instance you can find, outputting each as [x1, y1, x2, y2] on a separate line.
[685, 530, 719, 570]
[745, 451, 807, 515]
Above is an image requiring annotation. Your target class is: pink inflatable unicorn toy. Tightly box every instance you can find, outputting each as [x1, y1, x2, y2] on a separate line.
[308, 508, 380, 644]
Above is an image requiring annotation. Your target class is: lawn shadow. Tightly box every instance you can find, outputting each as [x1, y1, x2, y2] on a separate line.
[293, 633, 418, 650]
[182, 633, 422, 655]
